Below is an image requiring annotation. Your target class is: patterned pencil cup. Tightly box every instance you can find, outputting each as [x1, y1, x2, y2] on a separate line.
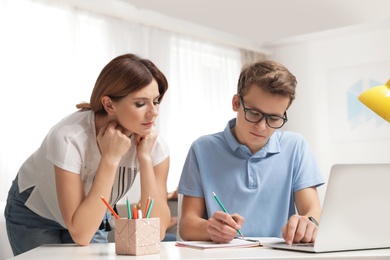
[115, 218, 160, 255]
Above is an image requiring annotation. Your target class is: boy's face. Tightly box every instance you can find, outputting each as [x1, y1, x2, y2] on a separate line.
[232, 84, 290, 153]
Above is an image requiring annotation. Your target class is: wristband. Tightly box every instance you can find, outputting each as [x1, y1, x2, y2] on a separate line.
[308, 216, 319, 226]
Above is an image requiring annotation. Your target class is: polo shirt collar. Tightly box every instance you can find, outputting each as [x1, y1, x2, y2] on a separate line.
[224, 118, 281, 156]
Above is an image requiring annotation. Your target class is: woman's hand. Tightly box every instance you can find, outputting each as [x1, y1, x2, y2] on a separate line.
[134, 129, 158, 162]
[96, 121, 131, 165]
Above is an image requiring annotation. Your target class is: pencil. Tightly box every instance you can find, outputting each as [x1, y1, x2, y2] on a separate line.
[132, 204, 138, 219]
[126, 197, 132, 219]
[138, 209, 143, 219]
[212, 192, 244, 237]
[144, 196, 151, 217]
[99, 194, 119, 219]
[145, 197, 154, 218]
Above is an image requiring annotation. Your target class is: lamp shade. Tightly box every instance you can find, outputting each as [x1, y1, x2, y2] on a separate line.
[358, 79, 390, 123]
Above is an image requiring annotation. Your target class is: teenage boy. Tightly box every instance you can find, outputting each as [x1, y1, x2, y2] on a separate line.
[178, 60, 324, 245]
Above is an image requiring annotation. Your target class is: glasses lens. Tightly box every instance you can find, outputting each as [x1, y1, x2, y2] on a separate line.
[266, 116, 285, 128]
[245, 110, 263, 123]
[244, 110, 285, 128]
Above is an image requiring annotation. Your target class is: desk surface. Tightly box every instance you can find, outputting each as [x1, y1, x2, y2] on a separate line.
[8, 242, 390, 260]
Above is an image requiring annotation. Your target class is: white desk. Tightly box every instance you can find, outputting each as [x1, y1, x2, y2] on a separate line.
[8, 242, 390, 260]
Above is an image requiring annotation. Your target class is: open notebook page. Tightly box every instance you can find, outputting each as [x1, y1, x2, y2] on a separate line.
[175, 237, 284, 249]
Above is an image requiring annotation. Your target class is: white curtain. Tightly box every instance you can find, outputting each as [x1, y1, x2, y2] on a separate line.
[158, 36, 242, 192]
[0, 0, 251, 201]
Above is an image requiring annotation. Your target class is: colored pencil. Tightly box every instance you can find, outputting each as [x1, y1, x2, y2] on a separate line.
[99, 195, 119, 219]
[126, 197, 132, 219]
[144, 196, 151, 217]
[145, 197, 155, 218]
[212, 192, 243, 237]
[132, 204, 138, 219]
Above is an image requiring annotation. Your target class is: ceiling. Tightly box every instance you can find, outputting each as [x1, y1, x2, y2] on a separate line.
[122, 0, 390, 46]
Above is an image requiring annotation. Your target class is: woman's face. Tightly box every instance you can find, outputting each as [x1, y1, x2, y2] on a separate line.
[111, 79, 160, 136]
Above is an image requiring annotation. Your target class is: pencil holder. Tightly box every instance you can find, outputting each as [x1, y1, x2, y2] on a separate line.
[115, 218, 160, 256]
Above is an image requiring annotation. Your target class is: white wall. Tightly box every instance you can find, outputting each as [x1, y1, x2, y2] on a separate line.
[265, 21, 390, 203]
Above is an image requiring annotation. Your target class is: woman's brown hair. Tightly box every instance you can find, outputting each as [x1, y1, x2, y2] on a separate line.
[76, 53, 168, 115]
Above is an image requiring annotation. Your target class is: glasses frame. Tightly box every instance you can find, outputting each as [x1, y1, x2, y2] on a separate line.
[238, 95, 288, 129]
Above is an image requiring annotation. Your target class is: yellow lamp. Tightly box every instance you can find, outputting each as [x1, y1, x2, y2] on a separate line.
[358, 79, 390, 123]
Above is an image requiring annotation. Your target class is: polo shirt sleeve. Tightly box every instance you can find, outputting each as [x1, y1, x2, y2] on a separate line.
[292, 135, 325, 192]
[178, 142, 205, 198]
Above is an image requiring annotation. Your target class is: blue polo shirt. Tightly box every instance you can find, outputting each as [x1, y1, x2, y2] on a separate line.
[178, 118, 325, 238]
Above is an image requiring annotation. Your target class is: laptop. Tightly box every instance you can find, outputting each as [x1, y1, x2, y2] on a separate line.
[263, 163, 390, 253]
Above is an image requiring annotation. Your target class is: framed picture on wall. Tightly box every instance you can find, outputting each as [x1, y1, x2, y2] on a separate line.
[327, 60, 390, 143]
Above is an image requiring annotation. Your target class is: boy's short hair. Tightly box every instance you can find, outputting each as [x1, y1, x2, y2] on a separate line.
[237, 60, 297, 107]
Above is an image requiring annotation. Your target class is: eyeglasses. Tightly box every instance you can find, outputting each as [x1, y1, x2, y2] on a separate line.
[238, 95, 288, 129]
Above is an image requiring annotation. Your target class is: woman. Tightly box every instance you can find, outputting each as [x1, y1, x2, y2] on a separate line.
[5, 53, 171, 256]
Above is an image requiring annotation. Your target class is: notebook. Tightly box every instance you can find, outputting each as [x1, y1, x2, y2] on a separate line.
[263, 163, 390, 253]
[175, 237, 284, 250]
